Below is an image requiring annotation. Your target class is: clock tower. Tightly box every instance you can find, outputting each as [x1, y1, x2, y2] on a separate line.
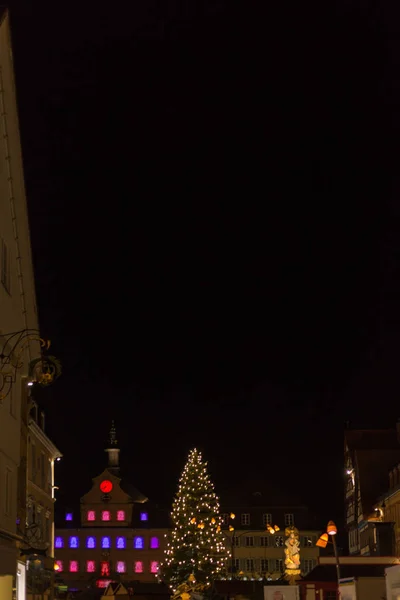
[105, 421, 120, 475]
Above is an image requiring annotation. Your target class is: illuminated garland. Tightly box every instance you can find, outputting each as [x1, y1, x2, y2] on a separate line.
[158, 448, 228, 592]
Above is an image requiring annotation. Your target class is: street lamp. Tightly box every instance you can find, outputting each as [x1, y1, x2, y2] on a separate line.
[316, 521, 341, 596]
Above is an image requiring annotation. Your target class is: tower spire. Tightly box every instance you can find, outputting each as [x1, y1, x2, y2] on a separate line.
[105, 421, 120, 475]
[109, 420, 117, 446]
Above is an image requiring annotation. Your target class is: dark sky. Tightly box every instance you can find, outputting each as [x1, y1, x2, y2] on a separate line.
[7, 0, 400, 523]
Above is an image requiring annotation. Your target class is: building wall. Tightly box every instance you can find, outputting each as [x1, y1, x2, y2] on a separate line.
[27, 415, 62, 555]
[220, 506, 320, 580]
[0, 9, 41, 598]
[54, 526, 167, 588]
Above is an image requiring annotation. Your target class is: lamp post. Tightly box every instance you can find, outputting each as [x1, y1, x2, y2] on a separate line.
[316, 521, 341, 598]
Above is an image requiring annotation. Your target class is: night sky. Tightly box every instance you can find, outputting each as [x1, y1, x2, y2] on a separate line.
[7, 0, 400, 523]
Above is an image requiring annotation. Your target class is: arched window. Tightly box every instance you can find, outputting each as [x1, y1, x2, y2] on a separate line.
[55, 537, 64, 549]
[86, 536, 96, 549]
[69, 536, 79, 549]
[134, 536, 144, 549]
[134, 561, 143, 573]
[101, 536, 111, 549]
[150, 536, 159, 549]
[116, 536, 126, 549]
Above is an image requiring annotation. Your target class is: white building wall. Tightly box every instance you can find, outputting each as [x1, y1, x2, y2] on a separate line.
[0, 9, 40, 599]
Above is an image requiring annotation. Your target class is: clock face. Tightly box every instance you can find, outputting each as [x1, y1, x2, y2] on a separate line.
[100, 479, 113, 493]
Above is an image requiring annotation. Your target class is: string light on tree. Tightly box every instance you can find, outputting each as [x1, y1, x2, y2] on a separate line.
[158, 448, 228, 591]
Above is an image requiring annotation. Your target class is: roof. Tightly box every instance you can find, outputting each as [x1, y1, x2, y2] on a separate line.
[120, 481, 149, 504]
[213, 580, 265, 600]
[302, 563, 389, 582]
[356, 449, 400, 517]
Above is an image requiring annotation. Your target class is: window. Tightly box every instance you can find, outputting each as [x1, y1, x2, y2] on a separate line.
[65, 512, 73, 521]
[87, 510, 95, 521]
[134, 536, 144, 549]
[231, 558, 240, 574]
[150, 561, 159, 574]
[303, 559, 314, 574]
[86, 560, 96, 573]
[117, 510, 125, 521]
[324, 592, 337, 599]
[31, 444, 36, 482]
[116, 536, 126, 549]
[246, 559, 254, 572]
[100, 561, 110, 577]
[241, 513, 250, 526]
[232, 536, 240, 547]
[150, 536, 159, 549]
[262, 513, 272, 526]
[116, 561, 126, 574]
[245, 536, 254, 547]
[260, 559, 268, 572]
[40, 454, 46, 489]
[275, 559, 283, 573]
[221, 513, 230, 525]
[86, 536, 96, 549]
[9, 384, 16, 418]
[101, 536, 111, 549]
[69, 561, 78, 573]
[69, 536, 79, 549]
[259, 536, 269, 547]
[5, 468, 11, 515]
[55, 560, 63, 572]
[275, 536, 284, 547]
[140, 512, 148, 521]
[1, 238, 11, 293]
[285, 513, 294, 526]
[302, 536, 315, 547]
[135, 561, 143, 573]
[101, 510, 110, 521]
[55, 537, 64, 549]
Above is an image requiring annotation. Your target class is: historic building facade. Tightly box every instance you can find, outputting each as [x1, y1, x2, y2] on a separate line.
[0, 9, 45, 600]
[220, 492, 320, 580]
[54, 425, 168, 592]
[344, 426, 400, 556]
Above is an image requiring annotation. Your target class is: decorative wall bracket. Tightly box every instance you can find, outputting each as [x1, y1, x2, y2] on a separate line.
[0, 328, 62, 400]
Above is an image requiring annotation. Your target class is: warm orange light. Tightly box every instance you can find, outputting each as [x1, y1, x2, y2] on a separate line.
[267, 526, 275, 534]
[54, 563, 60, 571]
[274, 525, 280, 532]
[229, 525, 234, 532]
[316, 533, 329, 548]
[327, 520, 337, 535]
[230, 513, 235, 519]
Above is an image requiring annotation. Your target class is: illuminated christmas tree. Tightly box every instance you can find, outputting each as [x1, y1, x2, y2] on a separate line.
[159, 448, 228, 591]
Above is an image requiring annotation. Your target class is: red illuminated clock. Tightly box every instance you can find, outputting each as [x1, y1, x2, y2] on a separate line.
[100, 480, 113, 493]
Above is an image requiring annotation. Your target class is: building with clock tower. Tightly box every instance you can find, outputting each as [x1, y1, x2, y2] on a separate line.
[54, 424, 168, 592]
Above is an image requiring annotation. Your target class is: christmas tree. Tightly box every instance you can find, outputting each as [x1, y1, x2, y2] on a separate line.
[159, 448, 228, 591]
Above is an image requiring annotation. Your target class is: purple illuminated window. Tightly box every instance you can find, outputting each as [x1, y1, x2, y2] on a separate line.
[150, 536, 159, 549]
[116, 536, 126, 549]
[55, 537, 64, 549]
[65, 513, 73, 521]
[116, 561, 126, 573]
[69, 536, 79, 549]
[140, 512, 148, 521]
[86, 536, 96, 549]
[101, 536, 111, 549]
[134, 536, 144, 549]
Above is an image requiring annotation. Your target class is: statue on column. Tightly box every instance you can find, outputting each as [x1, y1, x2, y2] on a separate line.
[284, 526, 301, 584]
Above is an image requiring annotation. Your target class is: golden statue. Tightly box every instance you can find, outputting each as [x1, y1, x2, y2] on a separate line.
[284, 526, 301, 584]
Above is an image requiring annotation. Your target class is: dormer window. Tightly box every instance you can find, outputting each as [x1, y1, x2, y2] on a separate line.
[101, 510, 110, 521]
[117, 510, 125, 521]
[65, 512, 73, 522]
[140, 512, 148, 521]
[87, 510, 95, 521]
